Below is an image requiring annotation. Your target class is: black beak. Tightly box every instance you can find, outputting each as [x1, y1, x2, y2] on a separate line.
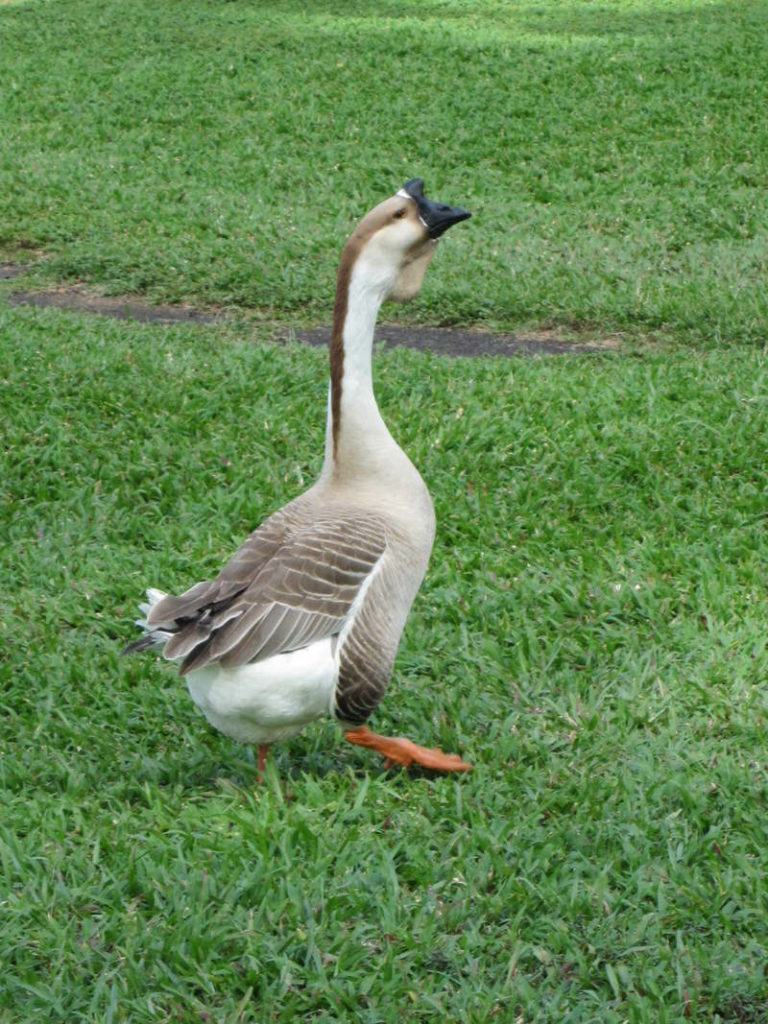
[401, 178, 472, 239]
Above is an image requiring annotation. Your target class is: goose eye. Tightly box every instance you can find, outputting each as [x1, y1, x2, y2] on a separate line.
[393, 208, 407, 219]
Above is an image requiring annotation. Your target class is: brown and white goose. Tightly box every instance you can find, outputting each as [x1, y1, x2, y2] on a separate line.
[125, 178, 472, 776]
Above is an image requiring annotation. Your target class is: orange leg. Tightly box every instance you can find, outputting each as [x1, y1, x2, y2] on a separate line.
[344, 726, 471, 773]
[256, 743, 270, 781]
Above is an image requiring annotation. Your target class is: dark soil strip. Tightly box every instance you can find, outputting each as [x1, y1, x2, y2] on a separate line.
[8, 289, 221, 325]
[5, 276, 611, 356]
[0, 264, 29, 280]
[293, 325, 608, 358]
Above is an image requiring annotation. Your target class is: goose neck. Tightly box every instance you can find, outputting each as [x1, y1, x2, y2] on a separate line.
[323, 258, 399, 480]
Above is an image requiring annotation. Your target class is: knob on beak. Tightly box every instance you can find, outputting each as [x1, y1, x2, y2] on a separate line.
[399, 178, 472, 238]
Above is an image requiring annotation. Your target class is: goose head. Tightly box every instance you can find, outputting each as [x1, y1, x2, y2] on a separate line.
[340, 178, 471, 303]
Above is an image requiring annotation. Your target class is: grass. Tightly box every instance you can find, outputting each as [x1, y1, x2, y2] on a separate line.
[2, 301, 768, 1021]
[3, 0, 768, 1020]
[0, 0, 767, 343]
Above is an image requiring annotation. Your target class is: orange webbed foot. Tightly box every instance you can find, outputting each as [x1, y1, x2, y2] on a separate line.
[345, 726, 472, 773]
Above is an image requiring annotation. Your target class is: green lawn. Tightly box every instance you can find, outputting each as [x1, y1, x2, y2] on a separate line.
[1, 0, 767, 343]
[3, 0, 768, 1021]
[2, 303, 768, 1021]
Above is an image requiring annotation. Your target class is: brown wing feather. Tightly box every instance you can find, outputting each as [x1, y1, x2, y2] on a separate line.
[150, 503, 387, 676]
[147, 504, 293, 628]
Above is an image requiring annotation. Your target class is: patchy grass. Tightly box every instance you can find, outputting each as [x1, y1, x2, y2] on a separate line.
[2, 303, 768, 1021]
[1, 0, 767, 343]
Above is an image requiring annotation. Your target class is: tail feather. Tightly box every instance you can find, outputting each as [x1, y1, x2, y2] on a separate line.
[146, 580, 246, 628]
[122, 633, 165, 655]
[123, 589, 175, 657]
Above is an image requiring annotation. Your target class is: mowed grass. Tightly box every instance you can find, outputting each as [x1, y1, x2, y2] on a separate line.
[0, 0, 767, 343]
[2, 302, 768, 1022]
[3, 0, 768, 1020]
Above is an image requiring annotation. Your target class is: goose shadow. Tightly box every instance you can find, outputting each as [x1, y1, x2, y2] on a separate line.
[127, 735, 466, 793]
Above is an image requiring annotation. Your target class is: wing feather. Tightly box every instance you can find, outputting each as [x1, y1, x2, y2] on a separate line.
[148, 501, 387, 675]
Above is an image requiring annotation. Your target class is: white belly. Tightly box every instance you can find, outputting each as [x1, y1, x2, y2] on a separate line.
[184, 637, 338, 745]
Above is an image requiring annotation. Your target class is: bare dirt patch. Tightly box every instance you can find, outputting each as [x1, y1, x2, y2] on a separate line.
[7, 286, 222, 325]
[4, 279, 617, 356]
[0, 263, 29, 280]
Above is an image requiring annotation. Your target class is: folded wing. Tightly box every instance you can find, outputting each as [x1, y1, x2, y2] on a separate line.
[147, 506, 387, 675]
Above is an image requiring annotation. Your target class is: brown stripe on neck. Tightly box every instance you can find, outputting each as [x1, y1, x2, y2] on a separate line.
[330, 245, 356, 459]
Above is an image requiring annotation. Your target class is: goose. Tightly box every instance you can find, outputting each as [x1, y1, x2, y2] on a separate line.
[125, 178, 472, 777]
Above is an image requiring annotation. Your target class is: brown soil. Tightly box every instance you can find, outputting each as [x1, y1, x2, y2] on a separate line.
[0, 263, 29, 280]
[3, 268, 616, 356]
[7, 287, 221, 325]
